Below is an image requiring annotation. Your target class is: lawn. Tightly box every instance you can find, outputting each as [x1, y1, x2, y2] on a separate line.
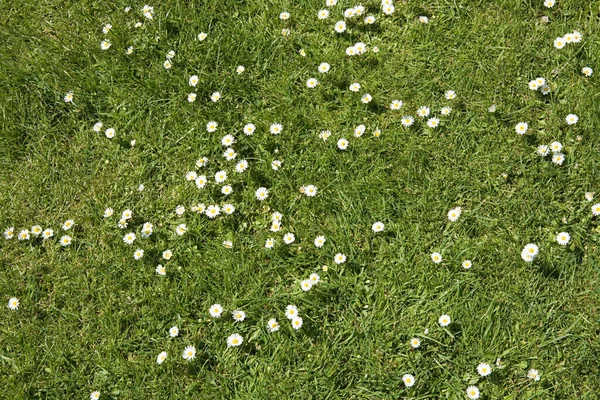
[1, 0, 599, 398]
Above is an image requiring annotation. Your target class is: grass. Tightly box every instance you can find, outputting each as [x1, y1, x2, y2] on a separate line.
[1, 0, 599, 398]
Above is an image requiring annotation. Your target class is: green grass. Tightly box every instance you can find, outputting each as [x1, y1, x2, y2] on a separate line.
[1, 0, 600, 398]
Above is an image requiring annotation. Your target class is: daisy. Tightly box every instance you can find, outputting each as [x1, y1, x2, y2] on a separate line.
[382, 5, 395, 15]
[372, 222, 384, 232]
[222, 240, 233, 248]
[210, 92, 221, 102]
[314, 235, 326, 247]
[445, 90, 456, 100]
[553, 37, 565, 49]
[462, 260, 472, 269]
[182, 345, 196, 361]
[163, 60, 172, 69]
[30, 225, 42, 236]
[565, 114, 578, 125]
[334, 253, 346, 264]
[538, 144, 550, 156]
[346, 45, 357, 56]
[582, 67, 593, 77]
[515, 122, 528, 135]
[186, 171, 198, 181]
[209, 304, 224, 318]
[4, 227, 14, 239]
[270, 123, 283, 135]
[318, 62, 330, 73]
[281, 28, 290, 36]
[344, 8, 356, 18]
[536, 77, 546, 86]
[540, 85, 551, 95]
[193, 203, 206, 214]
[527, 368, 541, 381]
[285, 305, 299, 319]
[198, 32, 207, 41]
[552, 153, 565, 165]
[306, 78, 318, 88]
[431, 252, 442, 264]
[410, 338, 421, 348]
[564, 33, 574, 43]
[42, 228, 54, 239]
[300, 280, 313, 291]
[279, 11, 290, 20]
[232, 310, 246, 322]
[528, 80, 539, 91]
[175, 224, 187, 235]
[215, 170, 227, 183]
[585, 192, 594, 201]
[255, 187, 269, 201]
[265, 238, 275, 248]
[361, 94, 372, 103]
[162, 249, 173, 260]
[447, 207, 461, 221]
[64, 91, 74, 103]
[90, 392, 100, 400]
[175, 205, 185, 215]
[100, 40, 111, 50]
[117, 219, 127, 229]
[123, 232, 136, 244]
[427, 118, 440, 128]
[477, 363, 492, 377]
[243, 123, 256, 135]
[438, 314, 451, 327]
[441, 106, 452, 116]
[299, 48, 306, 56]
[187, 93, 197, 102]
[390, 100, 403, 110]
[104, 127, 116, 139]
[402, 374, 415, 387]
[206, 121, 218, 132]
[235, 160, 249, 173]
[166, 50, 175, 60]
[334, 21, 346, 33]
[318, 9, 329, 19]
[62, 219, 74, 230]
[271, 160, 282, 170]
[196, 157, 208, 167]
[365, 15, 376, 24]
[227, 333, 243, 347]
[93, 122, 103, 132]
[544, 0, 555, 7]
[401, 116, 415, 127]
[349, 82, 361, 92]
[236, 65, 245, 74]
[571, 31, 582, 43]
[291, 316, 303, 330]
[309, 273, 320, 285]
[488, 104, 497, 112]
[319, 130, 331, 141]
[7, 297, 19, 310]
[60, 235, 72, 246]
[223, 149, 237, 161]
[222, 204, 235, 215]
[521, 243, 539, 262]
[267, 318, 280, 332]
[154, 263, 164, 275]
[417, 106, 430, 118]
[270, 221, 281, 232]
[17, 229, 29, 241]
[156, 351, 167, 364]
[283, 233, 295, 244]
[134, 22, 142, 28]
[550, 141, 562, 153]
[354, 42, 366, 54]
[337, 138, 349, 150]
[304, 185, 317, 197]
[373, 129, 382, 137]
[169, 326, 179, 337]
[195, 175, 208, 188]
[134, 249, 144, 260]
[466, 386, 480, 399]
[556, 232, 570, 245]
[326, 0, 337, 5]
[419, 16, 429, 23]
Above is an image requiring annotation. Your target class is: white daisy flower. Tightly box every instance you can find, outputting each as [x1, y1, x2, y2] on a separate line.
[227, 333, 243, 347]
[477, 363, 492, 377]
[402, 374, 415, 387]
[209, 304, 223, 318]
[156, 351, 168, 364]
[291, 316, 303, 330]
[270, 123, 283, 135]
[334, 253, 346, 264]
[7, 297, 19, 310]
[431, 252, 442, 263]
[255, 187, 269, 201]
[182, 345, 196, 361]
[556, 232, 570, 245]
[438, 314, 451, 327]
[267, 318, 280, 332]
[314, 235, 326, 247]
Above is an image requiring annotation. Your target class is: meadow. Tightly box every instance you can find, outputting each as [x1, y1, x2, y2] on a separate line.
[1, 0, 599, 398]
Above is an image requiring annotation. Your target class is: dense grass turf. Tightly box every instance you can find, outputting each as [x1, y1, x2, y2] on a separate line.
[1, 0, 599, 398]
